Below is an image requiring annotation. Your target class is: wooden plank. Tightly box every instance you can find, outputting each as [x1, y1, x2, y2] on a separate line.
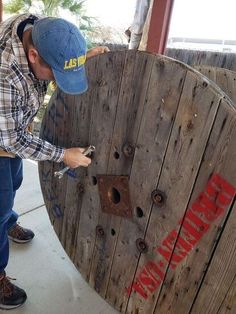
[126, 69, 222, 314]
[50, 91, 71, 239]
[194, 66, 217, 84]
[218, 274, 236, 314]
[40, 89, 86, 258]
[154, 98, 236, 313]
[38, 90, 66, 233]
[166, 49, 236, 72]
[194, 66, 236, 107]
[59, 57, 99, 259]
[105, 56, 187, 313]
[191, 201, 236, 314]
[38, 93, 54, 213]
[73, 51, 127, 280]
[215, 68, 236, 108]
[88, 50, 155, 299]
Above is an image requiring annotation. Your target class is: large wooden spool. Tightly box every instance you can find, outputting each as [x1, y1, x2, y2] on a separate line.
[39, 51, 236, 314]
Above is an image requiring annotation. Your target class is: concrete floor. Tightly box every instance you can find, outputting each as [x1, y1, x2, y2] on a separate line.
[1, 160, 117, 314]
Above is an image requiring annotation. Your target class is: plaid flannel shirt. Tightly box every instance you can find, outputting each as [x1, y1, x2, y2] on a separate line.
[0, 14, 65, 161]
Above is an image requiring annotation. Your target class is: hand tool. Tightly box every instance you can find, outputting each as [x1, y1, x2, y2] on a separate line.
[54, 145, 95, 179]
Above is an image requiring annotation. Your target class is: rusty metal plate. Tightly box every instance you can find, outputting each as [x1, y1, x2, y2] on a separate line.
[97, 175, 133, 218]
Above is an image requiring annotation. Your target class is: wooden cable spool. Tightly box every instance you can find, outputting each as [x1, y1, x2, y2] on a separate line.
[39, 51, 236, 314]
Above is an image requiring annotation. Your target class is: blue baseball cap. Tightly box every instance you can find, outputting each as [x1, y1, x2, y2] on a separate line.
[32, 17, 88, 95]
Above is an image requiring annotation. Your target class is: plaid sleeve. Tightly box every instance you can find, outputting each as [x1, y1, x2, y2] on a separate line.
[0, 127, 66, 162]
[0, 77, 65, 162]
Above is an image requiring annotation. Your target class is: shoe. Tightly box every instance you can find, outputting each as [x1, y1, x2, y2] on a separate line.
[0, 272, 27, 310]
[8, 223, 35, 243]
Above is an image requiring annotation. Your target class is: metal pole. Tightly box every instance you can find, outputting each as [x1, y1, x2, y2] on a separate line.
[0, 1, 3, 23]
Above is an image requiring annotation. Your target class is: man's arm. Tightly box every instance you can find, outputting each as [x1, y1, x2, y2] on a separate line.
[0, 115, 65, 162]
[0, 77, 64, 161]
[0, 79, 92, 168]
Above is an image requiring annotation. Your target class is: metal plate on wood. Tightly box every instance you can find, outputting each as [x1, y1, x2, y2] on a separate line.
[38, 51, 236, 314]
[97, 175, 133, 218]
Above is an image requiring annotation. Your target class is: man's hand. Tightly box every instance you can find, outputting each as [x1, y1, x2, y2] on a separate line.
[63, 147, 91, 168]
[86, 46, 110, 60]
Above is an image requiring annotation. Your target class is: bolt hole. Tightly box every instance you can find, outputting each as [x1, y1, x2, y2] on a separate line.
[111, 229, 116, 236]
[108, 187, 121, 204]
[114, 151, 120, 159]
[136, 207, 144, 218]
[92, 176, 97, 185]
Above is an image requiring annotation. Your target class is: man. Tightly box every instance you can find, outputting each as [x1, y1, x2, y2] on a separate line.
[125, 0, 151, 49]
[0, 13, 108, 310]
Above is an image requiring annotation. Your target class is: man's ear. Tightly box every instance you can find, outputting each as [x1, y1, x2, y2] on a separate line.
[28, 47, 39, 64]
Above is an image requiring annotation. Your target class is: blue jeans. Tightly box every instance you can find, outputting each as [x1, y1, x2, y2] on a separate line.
[0, 157, 23, 273]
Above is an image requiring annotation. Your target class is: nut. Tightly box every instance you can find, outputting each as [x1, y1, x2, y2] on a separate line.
[151, 189, 166, 206]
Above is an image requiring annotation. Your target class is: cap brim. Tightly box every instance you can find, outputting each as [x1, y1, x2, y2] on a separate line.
[52, 65, 88, 95]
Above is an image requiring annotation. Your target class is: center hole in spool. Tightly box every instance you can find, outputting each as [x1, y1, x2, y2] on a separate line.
[108, 187, 121, 204]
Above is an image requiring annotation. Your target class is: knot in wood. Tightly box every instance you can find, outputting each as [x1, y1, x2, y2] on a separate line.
[97, 79, 106, 87]
[136, 238, 148, 253]
[187, 120, 194, 130]
[77, 183, 85, 194]
[96, 225, 105, 237]
[122, 143, 135, 157]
